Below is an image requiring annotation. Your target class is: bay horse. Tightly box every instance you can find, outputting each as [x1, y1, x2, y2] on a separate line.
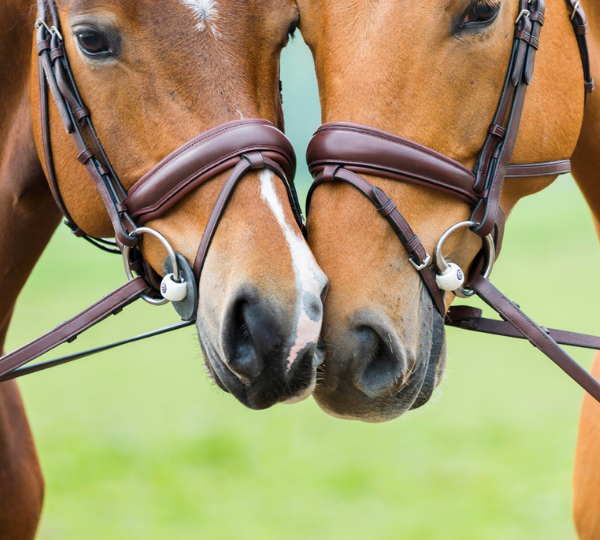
[1, 0, 326, 537]
[298, 0, 600, 534]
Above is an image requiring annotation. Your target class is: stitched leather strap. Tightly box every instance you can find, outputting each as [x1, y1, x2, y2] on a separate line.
[566, 0, 595, 96]
[307, 123, 571, 202]
[0, 321, 194, 383]
[446, 305, 600, 350]
[506, 160, 571, 177]
[125, 120, 298, 224]
[307, 166, 446, 315]
[0, 277, 148, 379]
[192, 153, 301, 279]
[36, 3, 303, 283]
[307, 123, 480, 203]
[471, 0, 546, 238]
[20, 1, 304, 384]
[306, 0, 585, 320]
[37, 16, 136, 247]
[468, 276, 600, 403]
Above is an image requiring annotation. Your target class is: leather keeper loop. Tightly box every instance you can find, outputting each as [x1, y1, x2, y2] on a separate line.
[36, 40, 51, 54]
[371, 186, 388, 208]
[488, 124, 506, 137]
[515, 29, 539, 49]
[77, 148, 94, 164]
[74, 106, 90, 123]
[50, 47, 64, 61]
[66, 222, 85, 237]
[377, 199, 397, 217]
[530, 12, 545, 24]
[529, 35, 540, 49]
[515, 29, 532, 42]
[323, 165, 340, 183]
[242, 152, 265, 170]
[404, 235, 421, 253]
[585, 79, 595, 92]
[97, 164, 109, 176]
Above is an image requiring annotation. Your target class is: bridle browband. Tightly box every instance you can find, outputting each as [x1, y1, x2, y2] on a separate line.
[306, 0, 600, 404]
[0, 0, 305, 381]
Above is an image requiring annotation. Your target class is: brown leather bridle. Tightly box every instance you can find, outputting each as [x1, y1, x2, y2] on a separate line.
[0, 0, 305, 381]
[306, 0, 600, 404]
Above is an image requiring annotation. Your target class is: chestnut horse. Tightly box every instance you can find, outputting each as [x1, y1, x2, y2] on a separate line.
[297, 0, 599, 535]
[1, 0, 326, 537]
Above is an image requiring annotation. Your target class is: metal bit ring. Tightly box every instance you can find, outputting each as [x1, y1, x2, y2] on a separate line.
[434, 221, 496, 298]
[122, 227, 180, 306]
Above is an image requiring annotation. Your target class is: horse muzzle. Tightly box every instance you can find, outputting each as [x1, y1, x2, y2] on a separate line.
[314, 293, 447, 422]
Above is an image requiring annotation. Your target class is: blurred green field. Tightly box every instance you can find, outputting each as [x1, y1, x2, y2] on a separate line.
[6, 37, 600, 540]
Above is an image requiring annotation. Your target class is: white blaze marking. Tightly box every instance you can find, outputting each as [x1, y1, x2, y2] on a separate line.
[259, 170, 325, 372]
[181, 0, 221, 37]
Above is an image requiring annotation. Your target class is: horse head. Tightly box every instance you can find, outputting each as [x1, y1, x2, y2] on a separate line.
[31, 0, 328, 410]
[298, 0, 585, 421]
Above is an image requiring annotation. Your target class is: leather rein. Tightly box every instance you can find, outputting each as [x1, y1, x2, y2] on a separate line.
[0, 0, 304, 382]
[306, 0, 600, 404]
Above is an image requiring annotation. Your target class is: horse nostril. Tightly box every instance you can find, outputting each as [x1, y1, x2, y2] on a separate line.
[214, 284, 324, 408]
[224, 297, 273, 380]
[320, 281, 330, 305]
[355, 326, 407, 398]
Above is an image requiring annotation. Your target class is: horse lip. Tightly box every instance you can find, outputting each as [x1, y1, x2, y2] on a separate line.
[409, 311, 446, 410]
[313, 340, 327, 368]
[200, 331, 319, 410]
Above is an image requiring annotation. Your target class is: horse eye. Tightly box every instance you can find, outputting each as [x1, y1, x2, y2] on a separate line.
[76, 30, 111, 57]
[463, 1, 500, 25]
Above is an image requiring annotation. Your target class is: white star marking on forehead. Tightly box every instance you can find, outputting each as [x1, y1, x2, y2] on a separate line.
[181, 0, 221, 37]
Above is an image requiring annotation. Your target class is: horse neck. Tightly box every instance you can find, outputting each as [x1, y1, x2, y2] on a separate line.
[0, 0, 61, 345]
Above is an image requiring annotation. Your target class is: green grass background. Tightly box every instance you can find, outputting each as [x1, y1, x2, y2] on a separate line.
[6, 37, 600, 540]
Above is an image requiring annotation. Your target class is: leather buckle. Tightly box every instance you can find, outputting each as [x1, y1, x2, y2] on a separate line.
[50, 26, 63, 41]
[571, 0, 581, 20]
[409, 253, 431, 271]
[34, 19, 63, 40]
[34, 18, 51, 32]
[515, 9, 530, 24]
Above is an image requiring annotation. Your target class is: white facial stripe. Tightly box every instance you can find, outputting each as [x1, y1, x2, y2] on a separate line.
[181, 0, 221, 37]
[259, 170, 325, 372]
